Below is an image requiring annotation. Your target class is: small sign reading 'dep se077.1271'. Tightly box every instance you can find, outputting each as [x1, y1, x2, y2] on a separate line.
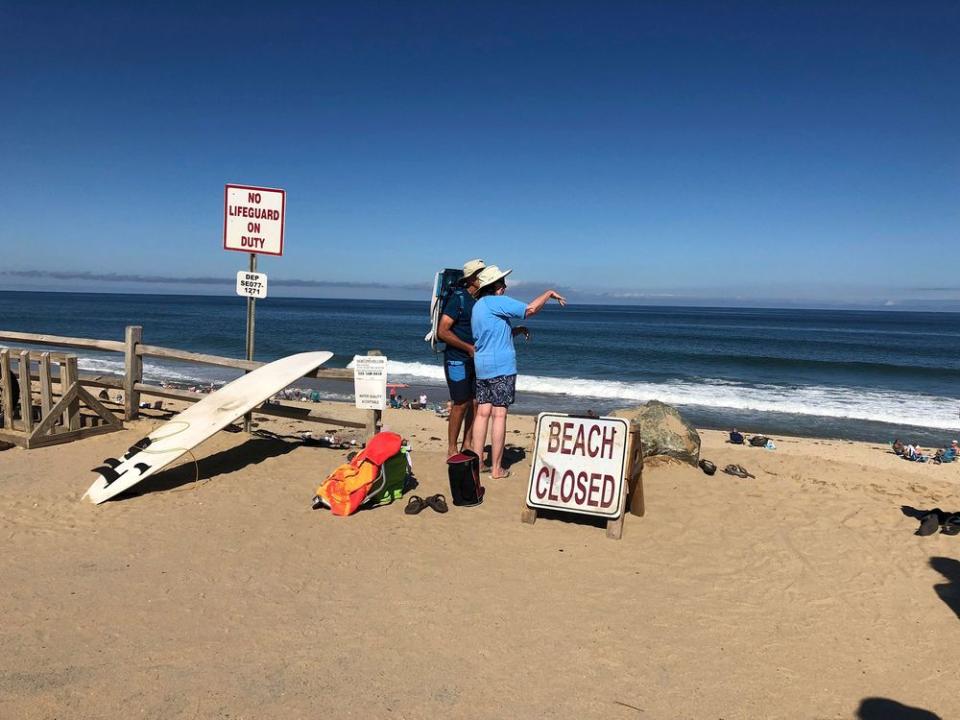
[236, 271, 268, 299]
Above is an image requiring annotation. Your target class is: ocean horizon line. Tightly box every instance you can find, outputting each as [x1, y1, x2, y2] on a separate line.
[2, 288, 959, 315]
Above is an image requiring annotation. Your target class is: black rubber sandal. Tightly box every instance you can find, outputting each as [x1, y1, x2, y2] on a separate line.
[404, 495, 427, 515]
[917, 513, 941, 536]
[426, 494, 449, 514]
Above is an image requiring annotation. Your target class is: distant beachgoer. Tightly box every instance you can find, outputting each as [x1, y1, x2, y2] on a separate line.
[729, 429, 745, 445]
[418, 393, 427, 408]
[437, 258, 485, 457]
[470, 265, 566, 479]
[892, 438, 905, 456]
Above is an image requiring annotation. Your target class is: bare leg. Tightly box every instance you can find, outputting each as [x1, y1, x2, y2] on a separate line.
[447, 399, 470, 457]
[490, 406, 508, 478]
[460, 399, 477, 453]
[472, 402, 492, 464]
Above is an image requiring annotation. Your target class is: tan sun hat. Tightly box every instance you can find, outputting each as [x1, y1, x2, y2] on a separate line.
[476, 265, 512, 289]
[462, 259, 486, 278]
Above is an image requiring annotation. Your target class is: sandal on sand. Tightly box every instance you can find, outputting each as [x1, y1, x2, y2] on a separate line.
[941, 515, 960, 536]
[426, 494, 449, 513]
[723, 464, 755, 479]
[491, 470, 511, 479]
[404, 495, 427, 515]
[699, 460, 717, 476]
[917, 513, 941, 536]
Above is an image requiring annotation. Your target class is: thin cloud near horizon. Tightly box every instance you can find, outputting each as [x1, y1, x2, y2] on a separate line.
[4, 269, 960, 311]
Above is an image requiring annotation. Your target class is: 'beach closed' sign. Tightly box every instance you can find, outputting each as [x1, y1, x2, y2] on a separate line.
[526, 413, 629, 519]
[223, 184, 286, 256]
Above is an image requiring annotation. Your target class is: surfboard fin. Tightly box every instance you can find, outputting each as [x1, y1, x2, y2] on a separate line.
[92, 466, 126, 486]
[133, 462, 151, 474]
[102, 457, 121, 469]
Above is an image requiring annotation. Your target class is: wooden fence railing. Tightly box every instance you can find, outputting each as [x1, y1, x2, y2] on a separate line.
[0, 326, 379, 444]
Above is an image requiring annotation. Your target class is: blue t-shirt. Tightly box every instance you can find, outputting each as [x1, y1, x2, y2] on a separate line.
[471, 295, 528, 379]
[441, 288, 476, 361]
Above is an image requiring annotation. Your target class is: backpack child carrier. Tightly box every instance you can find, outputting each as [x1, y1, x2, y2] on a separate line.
[447, 449, 484, 506]
[424, 268, 465, 352]
[312, 432, 410, 516]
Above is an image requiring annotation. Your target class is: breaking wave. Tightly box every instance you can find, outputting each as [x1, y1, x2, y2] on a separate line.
[383, 361, 960, 431]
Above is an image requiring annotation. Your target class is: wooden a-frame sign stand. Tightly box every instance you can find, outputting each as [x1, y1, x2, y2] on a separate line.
[0, 349, 123, 449]
[521, 422, 645, 540]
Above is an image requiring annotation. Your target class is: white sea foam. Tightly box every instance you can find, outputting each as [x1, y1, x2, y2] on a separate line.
[12, 346, 952, 430]
[383, 360, 960, 430]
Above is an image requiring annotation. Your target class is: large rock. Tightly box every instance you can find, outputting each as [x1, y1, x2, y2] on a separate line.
[612, 400, 700, 466]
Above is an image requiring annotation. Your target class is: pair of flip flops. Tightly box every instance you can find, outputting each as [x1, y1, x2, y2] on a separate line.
[916, 512, 960, 536]
[404, 494, 449, 515]
[723, 464, 755, 479]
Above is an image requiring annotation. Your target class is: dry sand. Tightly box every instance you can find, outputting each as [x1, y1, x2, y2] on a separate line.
[1, 399, 959, 719]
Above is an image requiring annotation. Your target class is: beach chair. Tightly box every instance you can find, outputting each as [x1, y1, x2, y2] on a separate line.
[934, 448, 957, 464]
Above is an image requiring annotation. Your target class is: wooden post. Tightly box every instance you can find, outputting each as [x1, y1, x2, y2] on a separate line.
[627, 426, 645, 517]
[124, 325, 143, 421]
[0, 349, 12, 430]
[39, 352, 53, 418]
[18, 351, 33, 435]
[61, 355, 80, 431]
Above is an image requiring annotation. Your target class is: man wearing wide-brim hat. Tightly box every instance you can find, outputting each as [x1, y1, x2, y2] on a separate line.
[436, 259, 485, 457]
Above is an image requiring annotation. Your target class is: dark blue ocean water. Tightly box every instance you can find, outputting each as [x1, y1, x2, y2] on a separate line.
[1, 291, 958, 444]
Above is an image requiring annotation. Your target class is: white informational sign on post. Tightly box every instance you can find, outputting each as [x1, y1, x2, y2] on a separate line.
[526, 413, 629, 520]
[353, 355, 388, 410]
[236, 271, 268, 299]
[223, 184, 286, 256]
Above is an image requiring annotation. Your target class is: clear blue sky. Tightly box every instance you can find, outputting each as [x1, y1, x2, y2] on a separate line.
[2, 1, 958, 307]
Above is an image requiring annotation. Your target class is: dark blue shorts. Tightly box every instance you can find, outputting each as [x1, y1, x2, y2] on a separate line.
[475, 374, 516, 407]
[444, 357, 476, 403]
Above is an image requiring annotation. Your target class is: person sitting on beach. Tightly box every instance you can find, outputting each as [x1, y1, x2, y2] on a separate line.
[892, 438, 905, 456]
[904, 444, 927, 462]
[470, 265, 566, 479]
[729, 428, 745, 445]
[391, 394, 403, 409]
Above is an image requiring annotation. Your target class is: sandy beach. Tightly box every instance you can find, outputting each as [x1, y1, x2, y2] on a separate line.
[1, 397, 958, 719]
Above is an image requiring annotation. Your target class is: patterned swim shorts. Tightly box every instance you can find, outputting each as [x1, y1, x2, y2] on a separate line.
[475, 374, 517, 407]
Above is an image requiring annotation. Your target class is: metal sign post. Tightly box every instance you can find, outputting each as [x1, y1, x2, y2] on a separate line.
[223, 183, 285, 434]
[243, 253, 257, 432]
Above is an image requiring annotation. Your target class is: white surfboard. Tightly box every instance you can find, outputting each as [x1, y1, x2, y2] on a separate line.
[84, 351, 333, 504]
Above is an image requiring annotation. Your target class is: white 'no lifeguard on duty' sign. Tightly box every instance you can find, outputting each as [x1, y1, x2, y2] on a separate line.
[224, 184, 285, 256]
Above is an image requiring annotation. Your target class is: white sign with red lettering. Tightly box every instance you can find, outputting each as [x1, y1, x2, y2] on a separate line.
[526, 413, 629, 519]
[223, 184, 285, 256]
